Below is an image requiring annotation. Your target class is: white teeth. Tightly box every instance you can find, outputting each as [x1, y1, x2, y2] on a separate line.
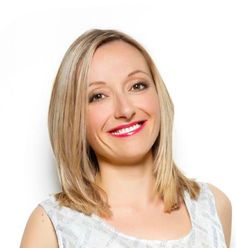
[112, 123, 141, 135]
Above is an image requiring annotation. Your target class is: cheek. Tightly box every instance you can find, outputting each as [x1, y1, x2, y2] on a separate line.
[86, 105, 110, 139]
[138, 91, 160, 116]
[151, 98, 160, 115]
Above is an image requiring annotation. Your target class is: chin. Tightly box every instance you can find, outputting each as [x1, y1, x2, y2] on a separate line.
[115, 148, 152, 162]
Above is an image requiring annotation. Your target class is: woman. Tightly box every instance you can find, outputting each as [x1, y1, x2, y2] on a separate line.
[20, 29, 232, 247]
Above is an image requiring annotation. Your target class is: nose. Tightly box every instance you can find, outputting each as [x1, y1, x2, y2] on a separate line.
[113, 92, 136, 120]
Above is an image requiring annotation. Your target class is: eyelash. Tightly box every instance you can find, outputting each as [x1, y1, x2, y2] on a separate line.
[88, 81, 149, 103]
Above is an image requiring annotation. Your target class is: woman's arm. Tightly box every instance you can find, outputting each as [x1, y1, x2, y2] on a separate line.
[207, 183, 232, 248]
[20, 206, 58, 248]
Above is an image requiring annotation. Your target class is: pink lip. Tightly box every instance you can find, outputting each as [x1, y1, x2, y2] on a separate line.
[108, 120, 146, 133]
[108, 120, 147, 138]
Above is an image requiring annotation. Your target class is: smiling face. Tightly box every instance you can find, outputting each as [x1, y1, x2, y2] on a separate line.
[86, 40, 161, 165]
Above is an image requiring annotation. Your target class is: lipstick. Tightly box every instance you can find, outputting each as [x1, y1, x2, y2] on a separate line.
[108, 120, 147, 138]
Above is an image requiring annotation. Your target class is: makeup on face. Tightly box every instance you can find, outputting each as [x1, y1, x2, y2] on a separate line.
[107, 120, 147, 138]
[86, 40, 161, 160]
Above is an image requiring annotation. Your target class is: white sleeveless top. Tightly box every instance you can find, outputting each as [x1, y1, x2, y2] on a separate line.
[39, 182, 227, 247]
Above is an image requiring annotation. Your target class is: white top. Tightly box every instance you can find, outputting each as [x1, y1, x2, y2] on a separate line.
[39, 182, 227, 247]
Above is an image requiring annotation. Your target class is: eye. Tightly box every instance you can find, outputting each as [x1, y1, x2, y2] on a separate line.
[88, 93, 106, 103]
[130, 81, 149, 91]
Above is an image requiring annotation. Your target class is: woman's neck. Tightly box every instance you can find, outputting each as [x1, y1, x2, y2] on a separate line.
[95, 151, 160, 210]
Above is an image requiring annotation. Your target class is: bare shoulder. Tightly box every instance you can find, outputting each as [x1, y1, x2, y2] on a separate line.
[207, 183, 232, 247]
[20, 206, 58, 248]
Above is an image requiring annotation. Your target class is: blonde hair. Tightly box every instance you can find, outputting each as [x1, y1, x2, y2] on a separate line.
[48, 28, 200, 218]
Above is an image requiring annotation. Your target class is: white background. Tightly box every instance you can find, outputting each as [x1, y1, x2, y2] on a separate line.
[0, 0, 235, 247]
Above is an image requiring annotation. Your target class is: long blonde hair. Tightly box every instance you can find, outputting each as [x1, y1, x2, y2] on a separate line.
[48, 28, 200, 218]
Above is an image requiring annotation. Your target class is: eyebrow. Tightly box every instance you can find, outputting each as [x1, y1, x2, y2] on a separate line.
[88, 70, 151, 87]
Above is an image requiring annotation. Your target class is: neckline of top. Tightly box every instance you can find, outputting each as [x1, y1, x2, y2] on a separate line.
[91, 189, 195, 244]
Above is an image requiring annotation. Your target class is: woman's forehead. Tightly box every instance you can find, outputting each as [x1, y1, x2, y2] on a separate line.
[88, 40, 151, 84]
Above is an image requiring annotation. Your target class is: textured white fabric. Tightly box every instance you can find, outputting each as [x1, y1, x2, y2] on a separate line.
[39, 182, 227, 247]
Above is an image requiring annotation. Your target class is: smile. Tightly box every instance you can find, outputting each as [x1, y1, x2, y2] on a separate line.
[108, 121, 146, 138]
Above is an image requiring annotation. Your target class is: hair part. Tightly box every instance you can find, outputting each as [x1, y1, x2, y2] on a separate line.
[48, 28, 200, 218]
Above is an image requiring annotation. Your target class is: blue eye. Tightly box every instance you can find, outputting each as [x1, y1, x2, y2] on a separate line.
[89, 93, 105, 103]
[131, 82, 148, 91]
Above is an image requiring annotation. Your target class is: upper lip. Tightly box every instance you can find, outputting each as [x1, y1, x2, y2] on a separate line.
[107, 120, 146, 133]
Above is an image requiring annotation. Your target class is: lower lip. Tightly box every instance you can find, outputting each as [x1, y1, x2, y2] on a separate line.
[108, 121, 147, 138]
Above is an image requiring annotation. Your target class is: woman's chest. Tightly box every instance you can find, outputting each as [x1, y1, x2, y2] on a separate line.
[103, 202, 192, 240]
